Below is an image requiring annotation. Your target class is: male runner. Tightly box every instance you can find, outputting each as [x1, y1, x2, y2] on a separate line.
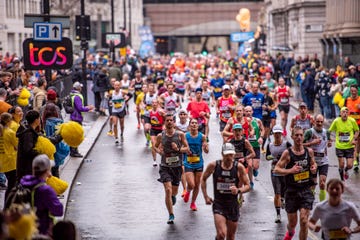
[201, 143, 250, 240]
[274, 126, 317, 240]
[154, 113, 189, 224]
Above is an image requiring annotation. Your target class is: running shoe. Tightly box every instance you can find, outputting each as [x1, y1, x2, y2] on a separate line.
[137, 123, 140, 129]
[283, 230, 295, 240]
[153, 161, 157, 167]
[253, 169, 259, 177]
[190, 202, 197, 211]
[344, 171, 349, 180]
[354, 159, 359, 173]
[115, 138, 119, 144]
[171, 196, 176, 206]
[181, 189, 186, 198]
[107, 130, 113, 136]
[146, 140, 150, 147]
[120, 134, 124, 142]
[167, 214, 175, 224]
[275, 214, 281, 223]
[250, 181, 254, 190]
[261, 148, 266, 154]
[183, 191, 190, 203]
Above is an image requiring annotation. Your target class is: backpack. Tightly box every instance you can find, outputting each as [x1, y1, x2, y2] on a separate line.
[5, 182, 45, 210]
[62, 94, 74, 114]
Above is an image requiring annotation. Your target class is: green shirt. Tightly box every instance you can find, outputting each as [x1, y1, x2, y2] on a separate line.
[329, 117, 359, 149]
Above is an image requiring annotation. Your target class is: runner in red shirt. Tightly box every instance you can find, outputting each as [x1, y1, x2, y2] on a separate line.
[187, 88, 210, 135]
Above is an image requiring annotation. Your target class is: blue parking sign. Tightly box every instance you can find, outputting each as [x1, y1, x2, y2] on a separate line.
[33, 22, 62, 41]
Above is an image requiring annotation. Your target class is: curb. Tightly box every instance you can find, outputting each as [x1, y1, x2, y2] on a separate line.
[59, 116, 108, 219]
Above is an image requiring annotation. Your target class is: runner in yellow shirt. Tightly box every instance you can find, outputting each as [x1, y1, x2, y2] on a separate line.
[329, 107, 359, 181]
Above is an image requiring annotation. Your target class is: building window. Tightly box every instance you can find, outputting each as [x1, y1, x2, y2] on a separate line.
[189, 37, 201, 44]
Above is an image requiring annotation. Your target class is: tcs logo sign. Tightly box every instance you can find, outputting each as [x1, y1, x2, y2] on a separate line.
[23, 38, 73, 70]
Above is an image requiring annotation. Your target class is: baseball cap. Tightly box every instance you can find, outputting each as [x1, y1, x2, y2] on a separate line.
[222, 85, 230, 90]
[73, 81, 83, 89]
[32, 154, 51, 175]
[222, 143, 236, 155]
[299, 102, 307, 108]
[178, 109, 187, 115]
[232, 123, 243, 130]
[341, 106, 348, 112]
[195, 87, 203, 93]
[47, 89, 57, 100]
[272, 124, 283, 133]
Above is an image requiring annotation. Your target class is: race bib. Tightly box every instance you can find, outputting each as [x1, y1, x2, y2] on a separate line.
[214, 87, 222, 93]
[280, 97, 289, 104]
[329, 229, 347, 239]
[235, 152, 244, 159]
[339, 132, 350, 142]
[216, 182, 234, 192]
[248, 135, 257, 142]
[350, 112, 360, 119]
[187, 155, 200, 163]
[294, 171, 309, 182]
[166, 156, 179, 164]
[157, 79, 164, 85]
[222, 112, 231, 119]
[145, 105, 152, 110]
[114, 102, 123, 109]
[252, 100, 261, 108]
[314, 152, 325, 162]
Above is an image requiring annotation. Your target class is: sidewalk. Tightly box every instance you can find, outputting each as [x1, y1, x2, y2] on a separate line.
[58, 112, 108, 219]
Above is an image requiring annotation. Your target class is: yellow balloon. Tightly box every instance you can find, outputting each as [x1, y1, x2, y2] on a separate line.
[17, 98, 29, 107]
[19, 87, 31, 99]
[236, 8, 251, 31]
[46, 176, 69, 195]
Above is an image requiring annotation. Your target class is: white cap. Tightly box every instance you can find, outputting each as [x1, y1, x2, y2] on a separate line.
[73, 81, 83, 89]
[272, 124, 283, 133]
[222, 85, 230, 90]
[222, 143, 236, 155]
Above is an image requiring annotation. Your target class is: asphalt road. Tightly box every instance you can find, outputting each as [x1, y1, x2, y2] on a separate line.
[65, 101, 360, 240]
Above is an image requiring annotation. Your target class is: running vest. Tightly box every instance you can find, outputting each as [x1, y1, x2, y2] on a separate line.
[308, 128, 329, 166]
[277, 86, 290, 105]
[346, 97, 360, 124]
[229, 138, 246, 160]
[249, 118, 260, 148]
[134, 80, 143, 95]
[184, 132, 204, 169]
[218, 96, 235, 122]
[294, 115, 312, 131]
[268, 141, 289, 174]
[161, 131, 182, 168]
[121, 80, 130, 94]
[228, 117, 250, 139]
[213, 160, 239, 203]
[143, 93, 157, 117]
[176, 121, 188, 132]
[285, 147, 313, 190]
[112, 90, 125, 112]
[235, 82, 248, 99]
[163, 93, 178, 114]
[150, 110, 164, 130]
[202, 89, 212, 106]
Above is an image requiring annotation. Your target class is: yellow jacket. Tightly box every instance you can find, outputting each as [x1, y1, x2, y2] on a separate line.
[0, 127, 18, 172]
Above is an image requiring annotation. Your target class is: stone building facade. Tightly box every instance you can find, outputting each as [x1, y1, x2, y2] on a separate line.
[322, 0, 360, 67]
[265, 0, 325, 60]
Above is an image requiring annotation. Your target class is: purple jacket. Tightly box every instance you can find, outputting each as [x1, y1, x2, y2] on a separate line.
[20, 175, 64, 235]
[70, 90, 89, 123]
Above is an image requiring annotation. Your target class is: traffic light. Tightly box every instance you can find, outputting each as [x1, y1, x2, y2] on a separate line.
[202, 50, 208, 56]
[75, 15, 91, 41]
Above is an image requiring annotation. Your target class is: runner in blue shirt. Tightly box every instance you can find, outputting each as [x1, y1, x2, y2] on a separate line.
[242, 82, 265, 120]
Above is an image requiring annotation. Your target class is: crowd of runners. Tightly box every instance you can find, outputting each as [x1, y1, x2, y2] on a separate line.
[99, 53, 360, 240]
[1, 51, 360, 239]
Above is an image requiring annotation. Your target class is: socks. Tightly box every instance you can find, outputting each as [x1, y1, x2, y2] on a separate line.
[276, 207, 280, 215]
[319, 189, 326, 201]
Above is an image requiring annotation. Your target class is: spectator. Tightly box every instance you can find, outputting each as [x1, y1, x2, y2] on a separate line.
[16, 110, 41, 181]
[0, 88, 12, 114]
[33, 78, 47, 112]
[8, 105, 23, 133]
[20, 154, 63, 236]
[70, 82, 94, 157]
[52, 220, 77, 240]
[301, 68, 315, 112]
[344, 56, 353, 69]
[40, 89, 62, 123]
[0, 112, 18, 201]
[93, 67, 111, 115]
[315, 70, 333, 120]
